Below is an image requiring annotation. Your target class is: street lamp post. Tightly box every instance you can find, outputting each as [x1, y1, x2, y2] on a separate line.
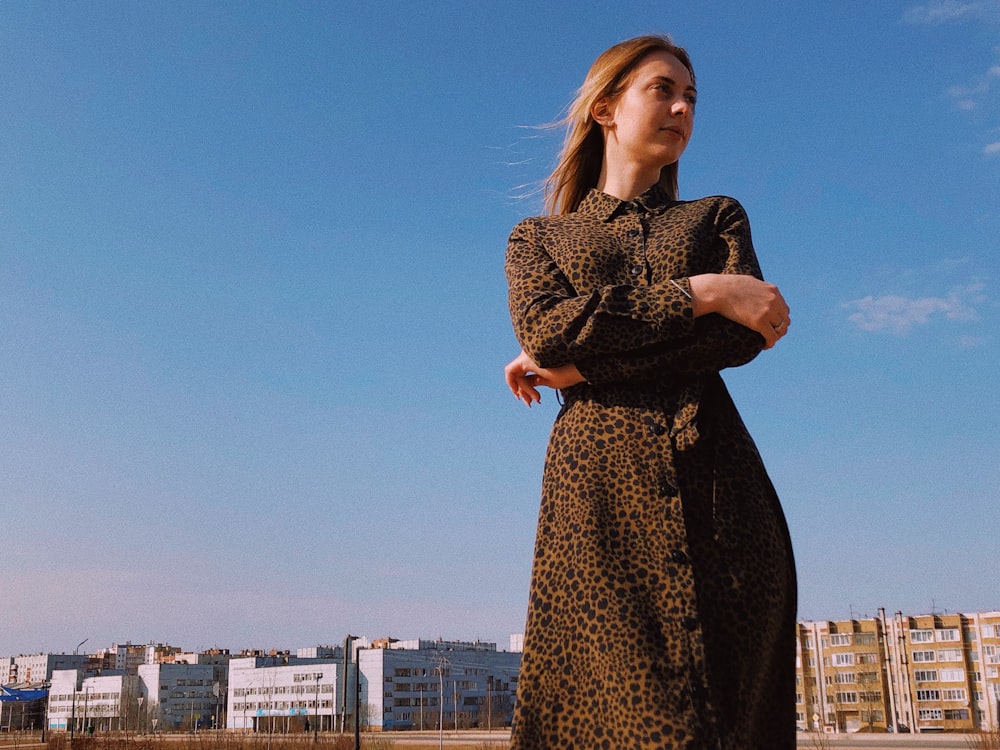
[69, 639, 88, 745]
[437, 663, 444, 750]
[313, 673, 320, 744]
[82, 688, 90, 736]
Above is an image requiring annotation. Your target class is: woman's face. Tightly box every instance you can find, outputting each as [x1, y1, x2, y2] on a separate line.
[601, 50, 697, 172]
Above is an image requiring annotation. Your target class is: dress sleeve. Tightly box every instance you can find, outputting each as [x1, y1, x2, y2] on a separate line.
[505, 217, 696, 369]
[575, 199, 766, 386]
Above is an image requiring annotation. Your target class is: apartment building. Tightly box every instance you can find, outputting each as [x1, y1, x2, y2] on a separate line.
[1, 652, 90, 685]
[797, 609, 1000, 733]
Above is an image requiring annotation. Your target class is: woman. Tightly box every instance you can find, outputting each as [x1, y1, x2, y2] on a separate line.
[503, 36, 796, 749]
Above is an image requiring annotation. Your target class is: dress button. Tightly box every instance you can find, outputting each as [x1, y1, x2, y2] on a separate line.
[626, 228, 640, 237]
[659, 482, 676, 497]
[630, 264, 643, 276]
[671, 550, 689, 564]
[681, 616, 698, 631]
[648, 423, 667, 436]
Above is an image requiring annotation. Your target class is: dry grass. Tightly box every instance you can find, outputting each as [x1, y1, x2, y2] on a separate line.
[0, 733, 508, 750]
[804, 730, 833, 750]
[968, 727, 1000, 750]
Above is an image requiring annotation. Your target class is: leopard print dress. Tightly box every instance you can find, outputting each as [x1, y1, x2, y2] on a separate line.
[505, 185, 796, 749]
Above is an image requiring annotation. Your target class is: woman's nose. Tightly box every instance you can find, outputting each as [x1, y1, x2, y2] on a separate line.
[672, 99, 690, 117]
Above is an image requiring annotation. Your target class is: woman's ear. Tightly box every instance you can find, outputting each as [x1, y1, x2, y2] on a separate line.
[591, 97, 614, 127]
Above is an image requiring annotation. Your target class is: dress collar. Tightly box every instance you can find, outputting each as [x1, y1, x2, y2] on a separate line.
[576, 183, 674, 221]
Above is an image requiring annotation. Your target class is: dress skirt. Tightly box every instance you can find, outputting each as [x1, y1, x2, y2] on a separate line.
[509, 376, 797, 750]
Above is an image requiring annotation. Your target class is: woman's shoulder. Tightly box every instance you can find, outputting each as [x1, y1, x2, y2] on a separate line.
[674, 194, 746, 213]
[506, 210, 597, 242]
[670, 195, 750, 226]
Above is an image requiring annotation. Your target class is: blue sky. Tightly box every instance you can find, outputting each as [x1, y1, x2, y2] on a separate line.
[2, 1, 998, 657]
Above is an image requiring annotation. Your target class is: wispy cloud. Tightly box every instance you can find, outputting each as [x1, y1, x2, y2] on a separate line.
[986, 141, 1000, 154]
[903, 0, 1000, 24]
[905, 3, 1000, 156]
[948, 64, 1000, 109]
[844, 282, 986, 335]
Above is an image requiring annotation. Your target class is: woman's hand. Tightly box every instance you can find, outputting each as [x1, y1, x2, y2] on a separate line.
[688, 273, 790, 349]
[504, 350, 586, 406]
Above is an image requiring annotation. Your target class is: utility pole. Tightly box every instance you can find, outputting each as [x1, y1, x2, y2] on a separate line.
[340, 635, 356, 734]
[353, 653, 361, 750]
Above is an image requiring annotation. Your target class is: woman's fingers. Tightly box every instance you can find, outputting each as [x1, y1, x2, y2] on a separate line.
[504, 351, 543, 406]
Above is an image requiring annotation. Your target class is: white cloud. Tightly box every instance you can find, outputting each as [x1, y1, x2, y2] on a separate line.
[958, 334, 988, 347]
[844, 283, 985, 335]
[903, 0, 1000, 24]
[985, 141, 1000, 154]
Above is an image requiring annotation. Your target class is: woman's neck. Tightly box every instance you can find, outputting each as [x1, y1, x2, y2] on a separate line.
[595, 159, 661, 202]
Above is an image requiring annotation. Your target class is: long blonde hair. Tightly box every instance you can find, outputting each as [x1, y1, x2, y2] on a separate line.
[544, 35, 695, 216]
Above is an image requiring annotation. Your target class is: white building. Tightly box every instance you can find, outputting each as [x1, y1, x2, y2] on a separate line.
[360, 640, 520, 731]
[47, 669, 136, 733]
[226, 654, 346, 733]
[137, 662, 227, 731]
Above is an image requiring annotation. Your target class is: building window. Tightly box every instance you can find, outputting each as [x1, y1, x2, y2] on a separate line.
[937, 649, 962, 662]
[917, 690, 941, 701]
[940, 668, 965, 682]
[835, 691, 858, 704]
[912, 651, 935, 663]
[833, 653, 854, 666]
[942, 688, 968, 701]
[937, 629, 960, 642]
[918, 708, 943, 720]
[945, 708, 970, 720]
[834, 673, 855, 684]
[914, 670, 938, 682]
[911, 630, 934, 643]
[829, 634, 851, 646]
